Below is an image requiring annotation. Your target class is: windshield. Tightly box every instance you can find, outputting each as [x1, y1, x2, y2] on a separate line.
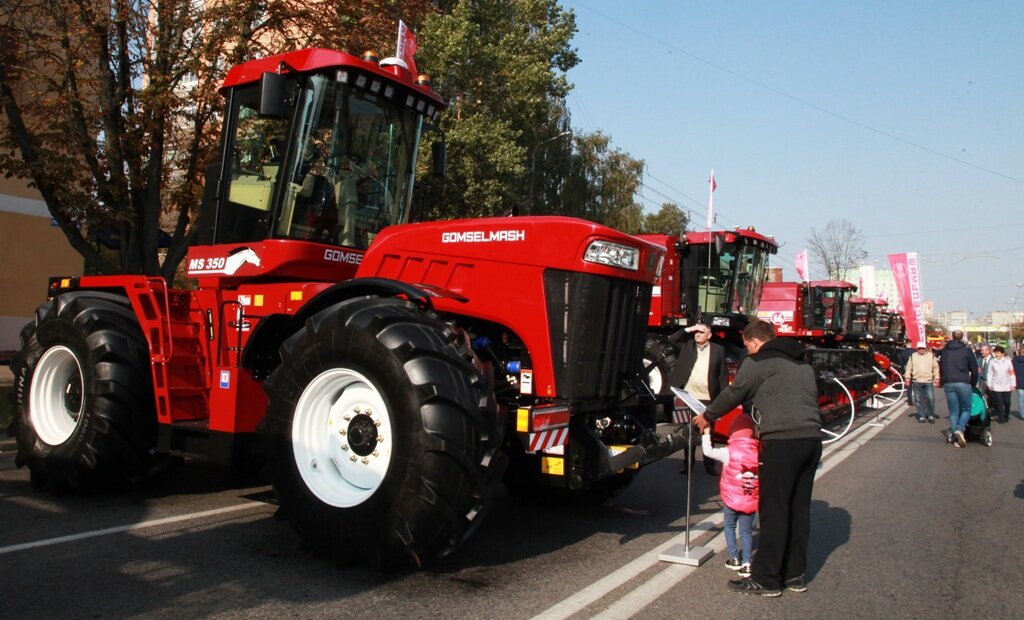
[847, 302, 872, 336]
[680, 240, 770, 318]
[807, 286, 847, 332]
[221, 74, 423, 248]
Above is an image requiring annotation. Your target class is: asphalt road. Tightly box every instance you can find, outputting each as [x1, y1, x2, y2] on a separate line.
[1, 395, 1022, 619]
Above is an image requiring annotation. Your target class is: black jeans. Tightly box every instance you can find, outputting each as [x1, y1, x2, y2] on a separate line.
[990, 391, 1011, 422]
[751, 438, 823, 588]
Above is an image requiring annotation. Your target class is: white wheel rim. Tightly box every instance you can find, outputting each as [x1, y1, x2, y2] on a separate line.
[30, 345, 85, 446]
[644, 356, 664, 394]
[291, 368, 394, 507]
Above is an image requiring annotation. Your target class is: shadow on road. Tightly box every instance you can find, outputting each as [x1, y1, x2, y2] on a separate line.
[806, 500, 852, 582]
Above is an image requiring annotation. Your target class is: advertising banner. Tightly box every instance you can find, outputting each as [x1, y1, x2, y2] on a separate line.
[888, 252, 925, 343]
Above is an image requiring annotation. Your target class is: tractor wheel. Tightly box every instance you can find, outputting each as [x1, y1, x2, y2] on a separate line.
[263, 297, 504, 568]
[10, 292, 156, 493]
[643, 335, 678, 395]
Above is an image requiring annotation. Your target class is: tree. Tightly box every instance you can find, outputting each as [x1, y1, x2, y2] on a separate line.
[556, 131, 645, 232]
[414, 0, 579, 220]
[806, 218, 868, 281]
[642, 202, 689, 235]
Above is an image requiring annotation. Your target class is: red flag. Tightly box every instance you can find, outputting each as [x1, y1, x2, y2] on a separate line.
[795, 250, 809, 282]
[397, 20, 419, 77]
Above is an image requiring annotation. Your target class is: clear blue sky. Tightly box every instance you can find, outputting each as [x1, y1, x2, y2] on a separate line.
[561, 0, 1023, 318]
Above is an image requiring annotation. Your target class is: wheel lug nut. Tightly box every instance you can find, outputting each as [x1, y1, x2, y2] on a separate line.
[339, 429, 346, 435]
[361, 457, 369, 465]
[372, 451, 379, 457]
[311, 459, 317, 469]
[341, 445, 349, 451]
[349, 455, 357, 462]
[353, 406, 361, 413]
[374, 420, 381, 427]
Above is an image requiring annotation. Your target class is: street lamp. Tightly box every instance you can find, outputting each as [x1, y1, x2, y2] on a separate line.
[528, 130, 571, 214]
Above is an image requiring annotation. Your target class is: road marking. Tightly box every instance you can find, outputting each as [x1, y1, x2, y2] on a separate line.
[532, 514, 725, 620]
[533, 402, 907, 619]
[0, 502, 271, 556]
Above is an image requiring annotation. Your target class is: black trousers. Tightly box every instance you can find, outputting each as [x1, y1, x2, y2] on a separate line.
[990, 391, 1010, 422]
[751, 438, 823, 588]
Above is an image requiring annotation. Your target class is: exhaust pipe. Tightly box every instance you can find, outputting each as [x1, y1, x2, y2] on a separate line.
[604, 423, 691, 473]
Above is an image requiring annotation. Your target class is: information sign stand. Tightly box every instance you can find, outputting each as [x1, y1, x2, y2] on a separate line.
[659, 388, 714, 566]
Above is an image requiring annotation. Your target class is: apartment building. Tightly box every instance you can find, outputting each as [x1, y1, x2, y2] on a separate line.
[0, 177, 82, 353]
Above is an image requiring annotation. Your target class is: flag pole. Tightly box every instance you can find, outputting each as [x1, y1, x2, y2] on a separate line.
[704, 170, 715, 320]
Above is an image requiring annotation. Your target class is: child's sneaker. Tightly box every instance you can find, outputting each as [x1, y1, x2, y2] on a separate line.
[739, 564, 752, 577]
[725, 558, 742, 570]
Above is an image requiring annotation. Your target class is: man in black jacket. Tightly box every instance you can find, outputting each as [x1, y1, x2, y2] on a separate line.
[694, 320, 821, 597]
[939, 330, 979, 448]
[668, 323, 729, 406]
[669, 323, 729, 474]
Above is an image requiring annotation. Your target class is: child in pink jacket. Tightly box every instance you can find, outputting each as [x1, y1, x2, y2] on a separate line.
[702, 413, 760, 576]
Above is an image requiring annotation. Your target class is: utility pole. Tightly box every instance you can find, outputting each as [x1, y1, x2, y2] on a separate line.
[528, 131, 570, 215]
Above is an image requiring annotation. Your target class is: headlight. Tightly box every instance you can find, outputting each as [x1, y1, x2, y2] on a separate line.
[583, 240, 640, 271]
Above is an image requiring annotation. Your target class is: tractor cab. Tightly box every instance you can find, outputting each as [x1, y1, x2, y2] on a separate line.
[847, 297, 888, 341]
[759, 280, 856, 343]
[675, 227, 777, 334]
[196, 49, 443, 282]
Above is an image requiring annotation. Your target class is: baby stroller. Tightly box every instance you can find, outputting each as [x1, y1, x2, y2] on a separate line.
[963, 386, 993, 447]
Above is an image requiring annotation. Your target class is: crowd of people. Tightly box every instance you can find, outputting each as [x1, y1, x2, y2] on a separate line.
[669, 323, 1019, 598]
[901, 332, 1022, 446]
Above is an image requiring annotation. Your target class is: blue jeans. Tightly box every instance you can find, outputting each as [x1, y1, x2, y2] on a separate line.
[944, 382, 973, 434]
[1017, 388, 1024, 419]
[911, 382, 935, 419]
[723, 505, 756, 565]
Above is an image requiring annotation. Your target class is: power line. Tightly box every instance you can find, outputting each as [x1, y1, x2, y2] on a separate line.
[571, 1, 1024, 185]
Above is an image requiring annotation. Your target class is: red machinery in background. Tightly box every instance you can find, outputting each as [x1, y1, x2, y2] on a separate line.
[638, 227, 778, 394]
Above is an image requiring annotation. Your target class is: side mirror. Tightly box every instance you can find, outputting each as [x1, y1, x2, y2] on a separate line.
[259, 72, 289, 118]
[431, 141, 447, 177]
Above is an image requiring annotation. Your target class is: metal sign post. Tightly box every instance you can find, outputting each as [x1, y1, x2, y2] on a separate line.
[659, 388, 714, 566]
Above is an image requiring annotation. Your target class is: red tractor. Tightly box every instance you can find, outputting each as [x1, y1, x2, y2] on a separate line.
[637, 227, 778, 394]
[9, 48, 683, 567]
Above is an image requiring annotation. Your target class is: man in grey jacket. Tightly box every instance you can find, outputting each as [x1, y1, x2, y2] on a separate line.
[694, 320, 821, 597]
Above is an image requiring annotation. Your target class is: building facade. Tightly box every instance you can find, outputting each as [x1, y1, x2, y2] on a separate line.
[0, 177, 83, 353]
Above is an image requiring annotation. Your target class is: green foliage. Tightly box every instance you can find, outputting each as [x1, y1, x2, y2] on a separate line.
[416, 0, 583, 219]
[642, 202, 690, 235]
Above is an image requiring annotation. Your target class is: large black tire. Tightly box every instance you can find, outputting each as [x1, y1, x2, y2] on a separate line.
[262, 297, 504, 568]
[643, 334, 678, 395]
[10, 292, 156, 493]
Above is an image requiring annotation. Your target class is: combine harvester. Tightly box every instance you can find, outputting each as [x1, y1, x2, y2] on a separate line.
[759, 280, 906, 431]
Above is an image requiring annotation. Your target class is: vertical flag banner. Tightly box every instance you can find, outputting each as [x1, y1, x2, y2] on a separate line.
[397, 20, 419, 77]
[889, 252, 925, 343]
[706, 170, 717, 229]
[795, 249, 809, 282]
